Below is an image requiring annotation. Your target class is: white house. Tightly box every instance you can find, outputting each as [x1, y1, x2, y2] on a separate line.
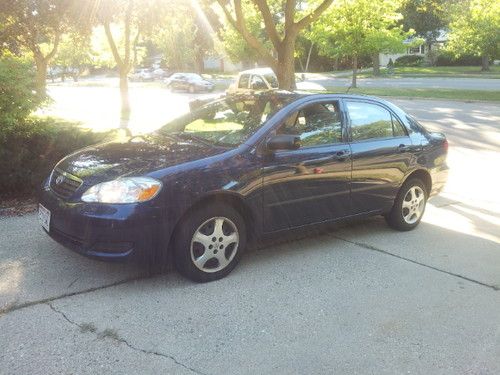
[379, 30, 448, 66]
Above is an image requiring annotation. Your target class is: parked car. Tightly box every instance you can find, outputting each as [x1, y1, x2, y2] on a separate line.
[226, 68, 279, 95]
[130, 68, 155, 81]
[39, 92, 448, 282]
[152, 68, 168, 80]
[165, 73, 214, 93]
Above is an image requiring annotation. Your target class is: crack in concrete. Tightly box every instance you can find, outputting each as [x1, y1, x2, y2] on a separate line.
[330, 234, 499, 291]
[0, 275, 148, 316]
[47, 302, 209, 375]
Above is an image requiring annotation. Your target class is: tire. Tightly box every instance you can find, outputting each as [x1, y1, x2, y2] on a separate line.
[173, 203, 246, 282]
[385, 178, 428, 231]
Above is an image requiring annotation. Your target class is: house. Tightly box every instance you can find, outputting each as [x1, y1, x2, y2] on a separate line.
[379, 30, 448, 66]
[203, 56, 242, 73]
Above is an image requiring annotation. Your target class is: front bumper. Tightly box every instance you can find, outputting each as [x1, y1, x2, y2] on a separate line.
[39, 187, 163, 262]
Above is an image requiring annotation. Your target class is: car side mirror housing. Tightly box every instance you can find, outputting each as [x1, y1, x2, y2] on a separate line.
[266, 134, 301, 151]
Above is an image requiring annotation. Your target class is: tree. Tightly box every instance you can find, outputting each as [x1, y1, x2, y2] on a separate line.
[0, 0, 82, 97]
[446, 0, 500, 71]
[53, 33, 94, 81]
[400, 0, 453, 60]
[213, 0, 334, 89]
[310, 0, 409, 87]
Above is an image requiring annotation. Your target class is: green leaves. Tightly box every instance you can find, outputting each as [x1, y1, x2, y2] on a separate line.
[447, 0, 500, 60]
[310, 0, 409, 59]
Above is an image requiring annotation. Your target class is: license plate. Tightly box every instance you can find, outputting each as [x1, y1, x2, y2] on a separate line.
[38, 204, 51, 232]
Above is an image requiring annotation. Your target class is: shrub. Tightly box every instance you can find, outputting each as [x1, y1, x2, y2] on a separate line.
[435, 50, 484, 66]
[394, 55, 425, 67]
[0, 118, 115, 198]
[0, 54, 44, 126]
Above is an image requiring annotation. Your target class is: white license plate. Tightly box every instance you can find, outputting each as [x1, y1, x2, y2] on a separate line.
[38, 204, 51, 232]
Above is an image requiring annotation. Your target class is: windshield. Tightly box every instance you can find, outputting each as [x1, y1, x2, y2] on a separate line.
[159, 95, 297, 146]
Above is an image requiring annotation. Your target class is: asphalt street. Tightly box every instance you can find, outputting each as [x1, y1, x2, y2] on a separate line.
[307, 75, 500, 91]
[1, 97, 499, 374]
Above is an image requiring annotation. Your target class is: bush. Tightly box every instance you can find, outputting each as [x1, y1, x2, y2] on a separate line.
[0, 118, 115, 198]
[435, 50, 483, 66]
[394, 55, 425, 67]
[0, 54, 44, 126]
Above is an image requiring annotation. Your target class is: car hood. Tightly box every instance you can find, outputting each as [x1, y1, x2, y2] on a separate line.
[56, 134, 225, 185]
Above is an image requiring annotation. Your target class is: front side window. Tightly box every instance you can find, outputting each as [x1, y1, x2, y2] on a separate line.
[250, 75, 268, 90]
[264, 73, 279, 88]
[160, 95, 297, 147]
[346, 101, 406, 141]
[278, 102, 343, 147]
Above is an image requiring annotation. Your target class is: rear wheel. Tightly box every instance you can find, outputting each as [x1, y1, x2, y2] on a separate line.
[173, 203, 246, 282]
[385, 178, 427, 231]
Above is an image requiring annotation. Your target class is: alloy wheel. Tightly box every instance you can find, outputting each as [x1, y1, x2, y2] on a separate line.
[190, 216, 239, 273]
[402, 186, 425, 224]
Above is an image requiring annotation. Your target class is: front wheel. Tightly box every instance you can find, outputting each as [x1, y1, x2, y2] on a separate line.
[385, 178, 427, 231]
[173, 203, 246, 282]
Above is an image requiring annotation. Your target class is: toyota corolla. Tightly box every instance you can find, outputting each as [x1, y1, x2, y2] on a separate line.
[39, 92, 448, 282]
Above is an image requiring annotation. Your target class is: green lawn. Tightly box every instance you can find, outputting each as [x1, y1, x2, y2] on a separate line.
[358, 65, 500, 79]
[320, 86, 500, 102]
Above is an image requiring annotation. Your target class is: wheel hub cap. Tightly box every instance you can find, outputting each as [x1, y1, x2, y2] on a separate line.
[402, 186, 425, 224]
[190, 217, 239, 273]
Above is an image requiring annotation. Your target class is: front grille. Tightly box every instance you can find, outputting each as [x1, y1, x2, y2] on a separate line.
[50, 168, 83, 199]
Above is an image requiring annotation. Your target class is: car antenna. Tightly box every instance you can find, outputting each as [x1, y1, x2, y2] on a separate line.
[345, 85, 352, 94]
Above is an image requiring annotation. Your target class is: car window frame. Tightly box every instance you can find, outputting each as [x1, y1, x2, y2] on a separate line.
[267, 98, 349, 152]
[238, 74, 251, 89]
[343, 98, 409, 144]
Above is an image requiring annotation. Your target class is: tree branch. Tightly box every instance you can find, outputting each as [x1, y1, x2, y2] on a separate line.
[103, 21, 123, 68]
[295, 0, 333, 31]
[216, 0, 276, 68]
[253, 0, 281, 48]
[123, 0, 133, 69]
[285, 0, 295, 31]
[45, 30, 61, 62]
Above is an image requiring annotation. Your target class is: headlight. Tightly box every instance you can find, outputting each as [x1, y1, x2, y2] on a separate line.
[81, 177, 162, 203]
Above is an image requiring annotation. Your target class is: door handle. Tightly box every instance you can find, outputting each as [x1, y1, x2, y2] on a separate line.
[398, 144, 409, 152]
[334, 149, 351, 161]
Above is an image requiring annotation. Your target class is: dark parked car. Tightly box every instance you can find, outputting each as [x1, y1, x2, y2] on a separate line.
[39, 92, 448, 282]
[165, 73, 214, 93]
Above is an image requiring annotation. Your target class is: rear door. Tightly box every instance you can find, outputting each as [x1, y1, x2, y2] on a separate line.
[261, 100, 352, 231]
[345, 99, 413, 214]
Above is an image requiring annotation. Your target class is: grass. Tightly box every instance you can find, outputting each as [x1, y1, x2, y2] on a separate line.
[358, 65, 500, 79]
[320, 86, 500, 102]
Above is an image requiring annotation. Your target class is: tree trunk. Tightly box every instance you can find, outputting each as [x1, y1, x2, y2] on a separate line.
[34, 56, 48, 98]
[481, 55, 490, 71]
[372, 53, 380, 76]
[275, 38, 296, 90]
[119, 69, 131, 122]
[352, 55, 358, 88]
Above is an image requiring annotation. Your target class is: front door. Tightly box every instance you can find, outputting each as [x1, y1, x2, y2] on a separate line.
[261, 100, 352, 232]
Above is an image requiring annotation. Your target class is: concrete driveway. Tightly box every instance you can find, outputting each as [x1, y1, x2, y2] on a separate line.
[1, 99, 499, 374]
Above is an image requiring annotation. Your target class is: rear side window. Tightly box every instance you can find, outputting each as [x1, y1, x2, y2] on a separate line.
[346, 101, 406, 141]
[238, 74, 250, 88]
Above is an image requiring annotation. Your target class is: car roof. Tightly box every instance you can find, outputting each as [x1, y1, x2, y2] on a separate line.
[239, 67, 275, 75]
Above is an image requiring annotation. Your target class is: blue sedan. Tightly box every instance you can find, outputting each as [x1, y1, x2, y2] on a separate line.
[39, 92, 449, 282]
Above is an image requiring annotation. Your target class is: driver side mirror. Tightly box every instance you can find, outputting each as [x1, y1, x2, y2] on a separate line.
[266, 134, 301, 151]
